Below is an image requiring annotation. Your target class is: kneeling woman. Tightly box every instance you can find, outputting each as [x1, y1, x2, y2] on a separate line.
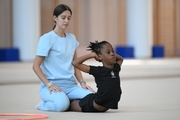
[70, 41, 123, 112]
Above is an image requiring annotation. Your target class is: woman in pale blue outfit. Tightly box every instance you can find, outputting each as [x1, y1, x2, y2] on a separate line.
[32, 4, 93, 112]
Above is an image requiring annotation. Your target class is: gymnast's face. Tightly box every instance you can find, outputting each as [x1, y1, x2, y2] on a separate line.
[99, 43, 116, 68]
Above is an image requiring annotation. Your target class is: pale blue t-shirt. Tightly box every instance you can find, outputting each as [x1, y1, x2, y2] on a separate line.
[36, 31, 79, 80]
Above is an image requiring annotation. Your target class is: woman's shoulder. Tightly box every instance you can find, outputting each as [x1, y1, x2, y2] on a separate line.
[41, 31, 54, 38]
[38, 31, 54, 44]
[66, 33, 76, 38]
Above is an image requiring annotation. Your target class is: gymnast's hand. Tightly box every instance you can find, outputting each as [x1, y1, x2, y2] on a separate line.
[92, 52, 101, 62]
[48, 84, 62, 94]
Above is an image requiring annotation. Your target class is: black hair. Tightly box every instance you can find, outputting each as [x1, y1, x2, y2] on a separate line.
[87, 41, 109, 55]
[53, 4, 72, 29]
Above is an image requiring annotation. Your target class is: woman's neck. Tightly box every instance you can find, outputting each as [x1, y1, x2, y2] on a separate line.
[53, 28, 66, 37]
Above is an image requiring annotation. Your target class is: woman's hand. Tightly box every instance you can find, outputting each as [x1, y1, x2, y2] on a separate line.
[81, 82, 95, 93]
[48, 84, 62, 94]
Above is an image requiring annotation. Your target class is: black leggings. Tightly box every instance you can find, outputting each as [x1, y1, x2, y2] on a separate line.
[79, 93, 105, 112]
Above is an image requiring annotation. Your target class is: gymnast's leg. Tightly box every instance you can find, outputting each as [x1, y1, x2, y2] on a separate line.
[69, 100, 82, 112]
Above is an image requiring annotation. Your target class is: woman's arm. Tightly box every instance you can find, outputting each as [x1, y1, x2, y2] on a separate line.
[32, 56, 61, 93]
[32, 56, 50, 85]
[73, 52, 86, 84]
[73, 51, 96, 92]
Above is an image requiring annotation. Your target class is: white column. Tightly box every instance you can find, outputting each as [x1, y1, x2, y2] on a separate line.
[126, 0, 152, 58]
[12, 0, 40, 61]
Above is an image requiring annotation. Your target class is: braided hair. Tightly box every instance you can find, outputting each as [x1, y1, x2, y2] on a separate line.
[87, 41, 109, 55]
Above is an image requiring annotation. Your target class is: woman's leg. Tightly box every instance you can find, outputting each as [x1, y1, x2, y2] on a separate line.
[37, 86, 70, 112]
[66, 85, 93, 100]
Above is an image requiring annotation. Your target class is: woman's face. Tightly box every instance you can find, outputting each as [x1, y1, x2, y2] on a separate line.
[54, 10, 71, 30]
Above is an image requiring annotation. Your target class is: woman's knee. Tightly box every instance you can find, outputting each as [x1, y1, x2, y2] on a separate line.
[44, 99, 70, 112]
[53, 92, 70, 112]
[53, 99, 70, 112]
[41, 91, 70, 112]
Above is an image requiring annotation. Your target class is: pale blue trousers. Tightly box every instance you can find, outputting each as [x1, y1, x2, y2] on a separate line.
[36, 78, 92, 112]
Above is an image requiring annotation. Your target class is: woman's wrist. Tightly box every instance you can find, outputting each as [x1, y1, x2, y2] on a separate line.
[79, 80, 86, 85]
[46, 82, 53, 88]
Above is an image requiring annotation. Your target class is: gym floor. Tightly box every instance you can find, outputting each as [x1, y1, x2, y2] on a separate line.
[0, 58, 180, 120]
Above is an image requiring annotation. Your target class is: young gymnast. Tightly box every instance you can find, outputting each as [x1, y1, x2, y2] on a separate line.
[69, 41, 123, 112]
